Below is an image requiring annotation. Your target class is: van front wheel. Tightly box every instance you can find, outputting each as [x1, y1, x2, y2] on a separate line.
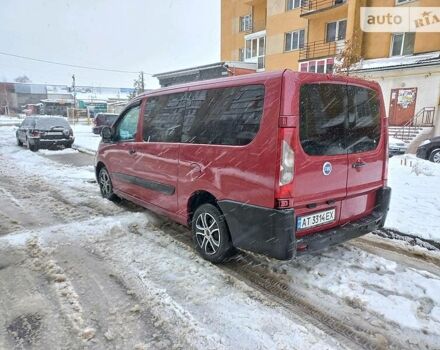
[98, 167, 117, 201]
[192, 204, 235, 263]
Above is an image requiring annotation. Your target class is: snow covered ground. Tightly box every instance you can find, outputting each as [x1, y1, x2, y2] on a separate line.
[0, 115, 23, 126]
[387, 155, 440, 242]
[71, 123, 101, 154]
[1, 124, 440, 349]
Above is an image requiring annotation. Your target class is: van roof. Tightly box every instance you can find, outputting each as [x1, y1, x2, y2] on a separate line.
[134, 69, 380, 100]
[137, 70, 287, 98]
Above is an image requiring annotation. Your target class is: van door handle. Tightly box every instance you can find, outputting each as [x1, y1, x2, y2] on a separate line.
[352, 160, 366, 168]
[128, 149, 136, 155]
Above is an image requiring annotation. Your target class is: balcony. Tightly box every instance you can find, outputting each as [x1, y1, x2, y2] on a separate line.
[299, 39, 345, 61]
[241, 18, 266, 34]
[300, 0, 347, 16]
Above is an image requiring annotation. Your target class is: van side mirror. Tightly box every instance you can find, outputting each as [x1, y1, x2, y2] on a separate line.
[101, 126, 114, 141]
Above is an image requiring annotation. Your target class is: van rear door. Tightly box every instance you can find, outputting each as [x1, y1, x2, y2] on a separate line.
[292, 82, 349, 236]
[341, 85, 384, 223]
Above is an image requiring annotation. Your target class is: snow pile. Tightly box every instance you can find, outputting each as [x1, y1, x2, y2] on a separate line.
[287, 244, 440, 340]
[386, 155, 440, 242]
[0, 115, 22, 126]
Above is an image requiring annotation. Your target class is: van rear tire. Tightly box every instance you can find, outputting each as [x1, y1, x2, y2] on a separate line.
[192, 204, 236, 263]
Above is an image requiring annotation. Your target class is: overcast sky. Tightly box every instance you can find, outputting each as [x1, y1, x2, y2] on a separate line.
[0, 0, 220, 89]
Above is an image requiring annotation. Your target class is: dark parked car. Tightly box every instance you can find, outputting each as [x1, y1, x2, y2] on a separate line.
[92, 113, 118, 135]
[16, 116, 74, 152]
[416, 137, 440, 163]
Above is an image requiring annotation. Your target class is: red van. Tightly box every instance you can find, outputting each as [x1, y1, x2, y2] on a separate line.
[95, 70, 391, 263]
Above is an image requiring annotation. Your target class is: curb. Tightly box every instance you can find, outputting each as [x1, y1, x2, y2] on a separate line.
[72, 144, 97, 156]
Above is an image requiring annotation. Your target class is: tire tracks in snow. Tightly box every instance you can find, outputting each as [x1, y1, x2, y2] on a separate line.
[350, 235, 440, 276]
[0, 155, 123, 236]
[146, 219, 414, 350]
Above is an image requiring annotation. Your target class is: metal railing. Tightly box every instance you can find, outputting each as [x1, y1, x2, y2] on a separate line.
[299, 39, 338, 60]
[301, 0, 347, 15]
[393, 107, 436, 140]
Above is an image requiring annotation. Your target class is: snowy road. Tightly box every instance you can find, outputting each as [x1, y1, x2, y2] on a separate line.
[1, 125, 440, 349]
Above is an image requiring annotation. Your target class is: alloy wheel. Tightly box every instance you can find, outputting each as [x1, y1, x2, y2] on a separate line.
[195, 212, 221, 255]
[99, 169, 112, 196]
[433, 152, 440, 163]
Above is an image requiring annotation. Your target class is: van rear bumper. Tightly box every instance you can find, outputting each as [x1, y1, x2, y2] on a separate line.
[218, 186, 391, 260]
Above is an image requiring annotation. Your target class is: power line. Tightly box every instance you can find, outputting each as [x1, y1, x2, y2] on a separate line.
[0, 51, 153, 75]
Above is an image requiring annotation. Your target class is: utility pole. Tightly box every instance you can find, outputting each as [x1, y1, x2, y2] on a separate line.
[140, 71, 144, 93]
[72, 74, 76, 123]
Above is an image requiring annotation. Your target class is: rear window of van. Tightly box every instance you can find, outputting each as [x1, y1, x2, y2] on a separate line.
[299, 83, 380, 156]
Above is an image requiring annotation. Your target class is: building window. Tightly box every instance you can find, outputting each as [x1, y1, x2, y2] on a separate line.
[286, 0, 305, 11]
[285, 29, 305, 51]
[391, 32, 415, 56]
[239, 15, 252, 32]
[326, 19, 347, 42]
[245, 35, 265, 68]
[299, 58, 334, 74]
[239, 48, 245, 61]
[396, 0, 416, 4]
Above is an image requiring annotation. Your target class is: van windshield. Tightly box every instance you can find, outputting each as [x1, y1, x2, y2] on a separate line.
[299, 83, 380, 156]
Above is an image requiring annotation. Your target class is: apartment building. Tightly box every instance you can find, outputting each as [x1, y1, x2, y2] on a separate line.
[221, 0, 440, 138]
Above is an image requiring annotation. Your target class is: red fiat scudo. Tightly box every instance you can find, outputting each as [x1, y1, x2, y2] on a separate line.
[95, 70, 391, 263]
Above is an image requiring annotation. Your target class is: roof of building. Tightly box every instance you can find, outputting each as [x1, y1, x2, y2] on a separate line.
[41, 99, 74, 104]
[352, 51, 440, 72]
[153, 61, 258, 79]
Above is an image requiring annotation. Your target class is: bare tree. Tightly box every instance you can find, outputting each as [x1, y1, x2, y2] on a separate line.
[128, 72, 144, 99]
[334, 30, 362, 76]
[14, 75, 31, 83]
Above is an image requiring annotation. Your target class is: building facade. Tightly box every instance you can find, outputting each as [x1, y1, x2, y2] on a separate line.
[221, 0, 440, 138]
[221, 0, 439, 73]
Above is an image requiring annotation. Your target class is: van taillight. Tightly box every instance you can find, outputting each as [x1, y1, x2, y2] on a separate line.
[280, 140, 294, 186]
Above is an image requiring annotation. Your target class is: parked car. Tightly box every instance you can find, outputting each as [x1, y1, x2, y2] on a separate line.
[416, 137, 440, 163]
[95, 70, 391, 263]
[388, 137, 407, 157]
[92, 113, 118, 135]
[16, 116, 74, 152]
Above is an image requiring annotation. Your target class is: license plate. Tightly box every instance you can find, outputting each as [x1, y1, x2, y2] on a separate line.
[296, 209, 336, 230]
[46, 132, 62, 135]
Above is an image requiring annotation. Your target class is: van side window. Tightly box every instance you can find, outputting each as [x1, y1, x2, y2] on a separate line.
[300, 84, 347, 156]
[300, 83, 381, 156]
[115, 105, 140, 141]
[182, 85, 264, 145]
[346, 86, 380, 153]
[143, 93, 186, 142]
